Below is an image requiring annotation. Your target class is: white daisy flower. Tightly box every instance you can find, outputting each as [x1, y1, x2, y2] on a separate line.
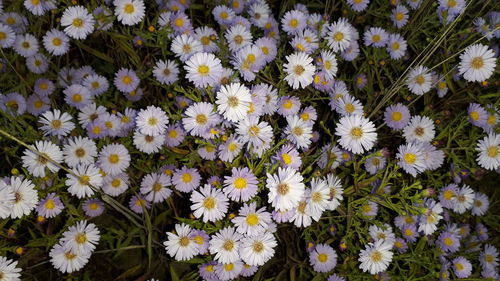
[403, 115, 435, 143]
[185, 52, 223, 88]
[60, 220, 100, 255]
[451, 185, 475, 214]
[135, 105, 168, 136]
[63, 136, 97, 168]
[98, 143, 131, 176]
[236, 116, 274, 148]
[306, 178, 330, 217]
[0, 256, 22, 280]
[358, 240, 394, 275]
[369, 224, 396, 246]
[209, 227, 243, 264]
[335, 115, 377, 154]
[476, 133, 500, 171]
[0, 180, 15, 219]
[66, 164, 103, 198]
[225, 24, 252, 52]
[284, 52, 316, 89]
[406, 66, 432, 95]
[8, 176, 38, 219]
[39, 109, 75, 137]
[49, 243, 91, 273]
[191, 184, 229, 222]
[153, 59, 179, 85]
[284, 115, 313, 150]
[396, 142, 427, 177]
[132, 131, 164, 154]
[216, 83, 252, 122]
[140, 172, 172, 203]
[239, 232, 277, 266]
[102, 173, 129, 197]
[0, 23, 16, 48]
[472, 192, 489, 216]
[215, 261, 243, 281]
[418, 199, 443, 235]
[319, 50, 338, 80]
[163, 223, 198, 261]
[266, 167, 305, 211]
[182, 102, 219, 137]
[13, 33, 39, 58]
[21, 140, 63, 178]
[325, 174, 344, 211]
[334, 94, 364, 116]
[233, 202, 272, 237]
[43, 28, 70, 56]
[26, 53, 49, 74]
[459, 44, 496, 82]
[114, 0, 145, 26]
[60, 5, 95, 40]
[326, 18, 352, 52]
[170, 34, 203, 62]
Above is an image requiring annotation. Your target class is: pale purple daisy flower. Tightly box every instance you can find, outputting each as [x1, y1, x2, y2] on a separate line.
[452, 256, 472, 278]
[365, 156, 386, 175]
[189, 229, 210, 255]
[391, 5, 409, 29]
[476, 223, 489, 241]
[471, 192, 489, 216]
[272, 209, 295, 223]
[309, 243, 337, 272]
[361, 200, 378, 218]
[129, 194, 150, 214]
[467, 103, 488, 127]
[198, 261, 218, 281]
[272, 143, 302, 170]
[114, 68, 140, 93]
[396, 142, 426, 177]
[233, 202, 272, 236]
[364, 27, 389, 48]
[34, 78, 55, 96]
[327, 274, 346, 281]
[255, 37, 278, 64]
[347, 0, 370, 12]
[185, 52, 223, 88]
[182, 102, 220, 137]
[140, 173, 172, 203]
[281, 10, 307, 36]
[393, 238, 408, 253]
[86, 119, 107, 139]
[37, 193, 64, 218]
[26, 94, 51, 116]
[82, 198, 105, 217]
[172, 166, 201, 193]
[240, 263, 258, 277]
[437, 231, 460, 253]
[278, 95, 301, 116]
[164, 123, 186, 147]
[223, 167, 258, 202]
[63, 84, 92, 109]
[439, 183, 459, 209]
[401, 224, 419, 243]
[124, 87, 143, 101]
[354, 73, 368, 89]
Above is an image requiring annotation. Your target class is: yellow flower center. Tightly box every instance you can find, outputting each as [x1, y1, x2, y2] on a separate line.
[182, 173, 192, 183]
[334, 32, 344, 41]
[44, 199, 55, 210]
[404, 229, 413, 236]
[350, 127, 363, 139]
[392, 42, 400, 50]
[228, 142, 238, 152]
[290, 19, 299, 28]
[34, 100, 44, 108]
[487, 146, 499, 157]
[122, 75, 132, 85]
[294, 65, 305, 75]
[283, 100, 293, 109]
[443, 237, 453, 246]
[124, 3, 135, 14]
[395, 12, 404, 21]
[370, 250, 382, 262]
[282, 153, 292, 165]
[72, 94, 82, 102]
[179, 236, 190, 246]
[415, 75, 425, 85]
[234, 177, 247, 189]
[174, 18, 183, 27]
[455, 263, 464, 271]
[168, 130, 178, 138]
[403, 153, 416, 164]
[196, 114, 207, 124]
[372, 34, 381, 42]
[198, 65, 209, 75]
[234, 35, 243, 44]
[345, 103, 355, 113]
[246, 213, 259, 226]
[223, 240, 234, 251]
[51, 119, 62, 129]
[111, 178, 121, 188]
[200, 36, 210, 45]
[277, 183, 289, 195]
[220, 11, 228, 20]
[108, 154, 119, 164]
[443, 190, 455, 200]
[248, 125, 260, 137]
[72, 18, 83, 28]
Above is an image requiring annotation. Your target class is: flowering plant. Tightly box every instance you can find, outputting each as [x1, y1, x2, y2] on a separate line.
[0, 0, 499, 280]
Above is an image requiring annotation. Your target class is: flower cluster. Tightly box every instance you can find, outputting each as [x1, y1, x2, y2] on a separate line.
[0, 0, 498, 280]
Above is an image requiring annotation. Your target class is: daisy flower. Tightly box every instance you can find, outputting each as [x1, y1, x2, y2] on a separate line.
[102, 173, 129, 197]
[60, 6, 95, 40]
[49, 243, 91, 273]
[458, 44, 496, 82]
[153, 60, 179, 85]
[319, 50, 338, 80]
[326, 18, 352, 52]
[437, 231, 460, 253]
[273, 143, 302, 170]
[439, 183, 459, 209]
[396, 142, 426, 177]
[240, 232, 277, 266]
[278, 96, 301, 116]
[13, 33, 39, 57]
[189, 229, 210, 255]
[476, 133, 500, 170]
[0, 256, 22, 280]
[266, 167, 305, 211]
[0, 23, 15, 48]
[171, 166, 201, 193]
[61, 220, 100, 255]
[98, 143, 131, 176]
[26, 53, 49, 74]
[310, 244, 337, 273]
[66, 164, 103, 198]
[451, 185, 474, 214]
[364, 27, 389, 48]
[406, 66, 432, 95]
[0, 180, 14, 219]
[164, 223, 198, 261]
[135, 105, 168, 136]
[369, 224, 396, 246]
[128, 195, 150, 214]
[212, 5, 235, 25]
[133, 131, 164, 154]
[358, 240, 393, 275]
[335, 115, 377, 154]
[452, 256, 472, 278]
[365, 156, 387, 175]
[283, 52, 316, 89]
[325, 174, 344, 211]
[171, 34, 203, 62]
[223, 167, 259, 202]
[182, 102, 219, 137]
[480, 244, 499, 270]
[190, 184, 229, 222]
[8, 176, 39, 219]
[281, 10, 307, 35]
[468, 103, 488, 127]
[37, 193, 64, 218]
[233, 202, 272, 236]
[347, 0, 370, 11]
[472, 192, 489, 216]
[195, 26, 218, 53]
[140, 173, 172, 203]
[63, 84, 92, 109]
[284, 115, 313, 150]
[216, 83, 251, 122]
[21, 140, 63, 178]
[114, 68, 139, 93]
[403, 115, 435, 143]
[218, 134, 244, 162]
[185, 52, 223, 88]
[334, 94, 364, 116]
[387, 33, 407, 60]
[391, 5, 409, 28]
[34, 78, 55, 96]
[165, 123, 186, 147]
[236, 116, 273, 148]
[62, 137, 97, 168]
[209, 227, 243, 264]
[114, 0, 145, 26]
[418, 199, 443, 235]
[215, 261, 243, 281]
[38, 109, 74, 137]
[225, 24, 252, 52]
[384, 103, 411, 130]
